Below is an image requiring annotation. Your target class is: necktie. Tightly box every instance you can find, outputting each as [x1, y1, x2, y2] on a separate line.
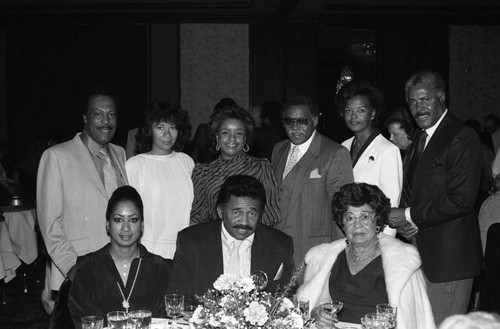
[404, 130, 428, 201]
[227, 240, 242, 277]
[98, 148, 118, 197]
[283, 146, 300, 178]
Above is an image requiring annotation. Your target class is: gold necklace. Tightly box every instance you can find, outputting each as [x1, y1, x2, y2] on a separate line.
[348, 244, 380, 266]
[116, 257, 142, 313]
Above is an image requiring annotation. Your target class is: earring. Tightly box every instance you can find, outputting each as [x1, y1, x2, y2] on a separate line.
[376, 226, 381, 233]
[345, 238, 350, 246]
[106, 227, 110, 236]
[243, 144, 249, 153]
[216, 144, 220, 152]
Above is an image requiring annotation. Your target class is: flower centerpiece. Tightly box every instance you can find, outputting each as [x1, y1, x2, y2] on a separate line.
[190, 263, 306, 329]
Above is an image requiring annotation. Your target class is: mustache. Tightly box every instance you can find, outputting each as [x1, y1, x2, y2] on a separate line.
[98, 125, 114, 130]
[415, 111, 430, 117]
[233, 224, 254, 230]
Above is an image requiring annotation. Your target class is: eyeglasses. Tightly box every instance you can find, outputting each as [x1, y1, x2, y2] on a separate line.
[343, 211, 376, 226]
[282, 117, 312, 126]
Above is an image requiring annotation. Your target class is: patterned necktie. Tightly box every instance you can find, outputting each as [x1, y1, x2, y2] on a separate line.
[283, 145, 300, 178]
[98, 148, 118, 197]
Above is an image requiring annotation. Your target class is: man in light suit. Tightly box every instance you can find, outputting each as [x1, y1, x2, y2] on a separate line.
[389, 70, 482, 325]
[168, 175, 294, 303]
[271, 96, 353, 265]
[37, 93, 128, 312]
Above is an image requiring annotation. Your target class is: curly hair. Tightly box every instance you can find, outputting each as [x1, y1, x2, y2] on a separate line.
[332, 183, 391, 231]
[209, 105, 255, 154]
[136, 100, 191, 154]
[336, 81, 385, 128]
[216, 175, 266, 211]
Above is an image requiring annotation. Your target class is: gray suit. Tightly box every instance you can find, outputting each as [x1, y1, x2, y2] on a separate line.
[271, 132, 353, 264]
[37, 133, 127, 289]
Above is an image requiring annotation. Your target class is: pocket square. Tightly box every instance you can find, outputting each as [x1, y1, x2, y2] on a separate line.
[273, 263, 284, 281]
[309, 168, 321, 179]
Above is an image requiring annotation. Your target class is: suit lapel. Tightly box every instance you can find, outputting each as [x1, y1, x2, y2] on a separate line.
[74, 134, 108, 199]
[274, 143, 290, 184]
[250, 226, 268, 274]
[201, 222, 224, 284]
[109, 145, 128, 185]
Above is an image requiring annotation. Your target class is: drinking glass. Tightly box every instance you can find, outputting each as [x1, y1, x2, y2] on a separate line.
[182, 305, 197, 320]
[128, 310, 152, 329]
[165, 293, 184, 329]
[319, 301, 343, 328]
[364, 312, 390, 329]
[297, 298, 310, 320]
[81, 315, 104, 329]
[376, 303, 397, 329]
[107, 311, 128, 329]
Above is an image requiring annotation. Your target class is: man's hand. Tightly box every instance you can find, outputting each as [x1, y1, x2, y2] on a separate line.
[389, 208, 418, 240]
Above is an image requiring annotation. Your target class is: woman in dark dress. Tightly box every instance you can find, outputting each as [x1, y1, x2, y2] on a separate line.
[68, 186, 171, 328]
[297, 183, 435, 329]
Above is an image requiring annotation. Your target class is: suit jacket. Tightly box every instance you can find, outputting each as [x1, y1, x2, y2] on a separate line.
[272, 132, 353, 264]
[37, 133, 128, 289]
[403, 113, 483, 282]
[168, 220, 295, 302]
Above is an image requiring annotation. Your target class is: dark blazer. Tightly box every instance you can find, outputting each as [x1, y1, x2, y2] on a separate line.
[168, 220, 295, 303]
[271, 132, 353, 264]
[404, 112, 483, 283]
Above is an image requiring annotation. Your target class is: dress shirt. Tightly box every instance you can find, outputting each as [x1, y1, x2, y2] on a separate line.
[221, 224, 254, 278]
[405, 109, 448, 225]
[286, 130, 316, 164]
[80, 132, 125, 187]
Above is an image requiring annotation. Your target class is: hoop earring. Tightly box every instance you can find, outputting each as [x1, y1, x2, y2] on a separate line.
[376, 226, 381, 233]
[345, 238, 350, 246]
[243, 144, 249, 153]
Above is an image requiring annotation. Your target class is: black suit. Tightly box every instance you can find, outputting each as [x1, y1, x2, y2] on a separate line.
[403, 113, 482, 283]
[168, 220, 295, 303]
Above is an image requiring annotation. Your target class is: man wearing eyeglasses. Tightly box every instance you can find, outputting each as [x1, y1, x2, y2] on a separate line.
[271, 96, 353, 265]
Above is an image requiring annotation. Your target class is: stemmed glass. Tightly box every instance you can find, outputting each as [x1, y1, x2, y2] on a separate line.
[319, 300, 343, 328]
[164, 294, 184, 329]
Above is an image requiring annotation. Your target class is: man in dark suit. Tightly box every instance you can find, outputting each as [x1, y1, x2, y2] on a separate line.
[168, 175, 294, 303]
[272, 96, 353, 264]
[389, 70, 482, 325]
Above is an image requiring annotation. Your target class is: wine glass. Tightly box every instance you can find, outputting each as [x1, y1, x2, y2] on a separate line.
[164, 294, 184, 329]
[81, 315, 104, 329]
[319, 301, 343, 328]
[376, 303, 397, 329]
[251, 270, 268, 291]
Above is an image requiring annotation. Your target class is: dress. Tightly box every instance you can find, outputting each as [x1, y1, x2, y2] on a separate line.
[297, 233, 435, 329]
[68, 244, 171, 327]
[190, 154, 280, 226]
[126, 152, 194, 259]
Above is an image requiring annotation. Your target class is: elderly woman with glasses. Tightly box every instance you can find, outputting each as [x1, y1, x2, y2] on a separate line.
[297, 183, 435, 329]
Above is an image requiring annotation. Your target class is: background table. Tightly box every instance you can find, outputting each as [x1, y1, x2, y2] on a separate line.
[0, 206, 38, 282]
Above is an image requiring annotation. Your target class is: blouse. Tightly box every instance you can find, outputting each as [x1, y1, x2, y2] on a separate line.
[68, 244, 171, 328]
[126, 152, 194, 259]
[190, 154, 280, 226]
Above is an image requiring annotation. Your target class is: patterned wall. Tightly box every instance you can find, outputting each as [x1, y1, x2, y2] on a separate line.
[449, 26, 500, 123]
[180, 24, 249, 137]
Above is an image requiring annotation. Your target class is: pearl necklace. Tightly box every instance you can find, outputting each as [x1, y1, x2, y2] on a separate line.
[116, 257, 142, 313]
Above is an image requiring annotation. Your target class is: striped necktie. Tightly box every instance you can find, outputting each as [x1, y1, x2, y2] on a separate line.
[98, 148, 118, 197]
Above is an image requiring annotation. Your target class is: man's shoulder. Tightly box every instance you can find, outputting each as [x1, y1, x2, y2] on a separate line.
[315, 132, 344, 151]
[179, 221, 219, 239]
[256, 224, 292, 243]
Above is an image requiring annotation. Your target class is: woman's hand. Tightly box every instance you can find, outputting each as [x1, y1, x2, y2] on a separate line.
[311, 305, 338, 329]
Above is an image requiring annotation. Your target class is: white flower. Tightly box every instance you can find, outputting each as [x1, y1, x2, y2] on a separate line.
[220, 315, 238, 326]
[286, 312, 304, 328]
[243, 301, 268, 326]
[238, 277, 255, 292]
[213, 273, 238, 291]
[208, 314, 220, 327]
[190, 306, 204, 324]
[280, 297, 295, 312]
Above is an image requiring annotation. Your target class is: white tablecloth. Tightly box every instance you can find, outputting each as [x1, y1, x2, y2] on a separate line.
[0, 208, 38, 282]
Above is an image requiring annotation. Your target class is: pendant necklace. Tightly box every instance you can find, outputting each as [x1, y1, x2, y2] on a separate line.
[348, 244, 379, 267]
[116, 257, 142, 313]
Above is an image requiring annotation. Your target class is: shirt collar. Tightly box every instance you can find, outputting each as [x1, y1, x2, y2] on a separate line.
[81, 131, 107, 157]
[221, 222, 255, 249]
[290, 129, 316, 155]
[424, 108, 448, 140]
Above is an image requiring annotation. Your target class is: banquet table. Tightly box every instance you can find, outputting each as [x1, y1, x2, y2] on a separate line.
[0, 206, 38, 282]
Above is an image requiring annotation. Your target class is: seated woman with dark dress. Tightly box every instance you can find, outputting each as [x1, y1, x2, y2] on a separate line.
[297, 183, 435, 329]
[68, 186, 171, 328]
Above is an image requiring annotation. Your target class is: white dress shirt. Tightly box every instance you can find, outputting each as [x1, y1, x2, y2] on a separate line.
[221, 224, 254, 278]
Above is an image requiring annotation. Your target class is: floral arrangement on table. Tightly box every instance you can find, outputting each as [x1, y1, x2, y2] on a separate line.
[190, 263, 306, 329]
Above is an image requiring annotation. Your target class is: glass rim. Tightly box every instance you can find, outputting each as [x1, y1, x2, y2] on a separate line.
[81, 315, 103, 322]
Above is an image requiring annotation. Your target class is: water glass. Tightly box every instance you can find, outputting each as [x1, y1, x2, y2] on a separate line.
[298, 297, 310, 319]
[165, 293, 184, 329]
[376, 303, 397, 329]
[364, 312, 390, 329]
[128, 310, 152, 329]
[182, 305, 197, 319]
[107, 311, 128, 329]
[319, 301, 343, 328]
[81, 315, 104, 329]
